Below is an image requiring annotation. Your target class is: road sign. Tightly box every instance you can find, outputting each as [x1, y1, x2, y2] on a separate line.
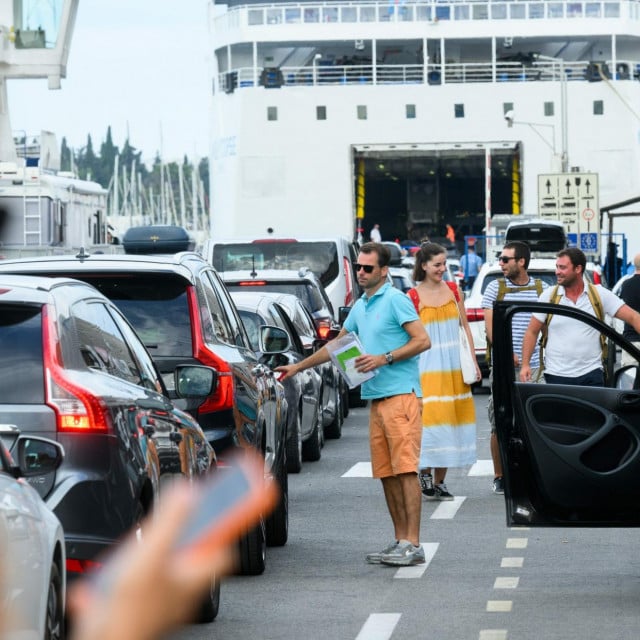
[538, 173, 600, 256]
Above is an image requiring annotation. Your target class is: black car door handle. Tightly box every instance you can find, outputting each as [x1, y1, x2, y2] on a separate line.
[618, 393, 640, 408]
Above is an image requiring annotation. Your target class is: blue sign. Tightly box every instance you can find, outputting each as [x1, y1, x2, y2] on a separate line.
[567, 233, 578, 247]
[579, 233, 599, 253]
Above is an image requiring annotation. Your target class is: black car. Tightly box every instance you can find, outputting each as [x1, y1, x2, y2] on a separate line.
[0, 275, 221, 619]
[231, 291, 328, 473]
[492, 298, 640, 527]
[0, 243, 289, 574]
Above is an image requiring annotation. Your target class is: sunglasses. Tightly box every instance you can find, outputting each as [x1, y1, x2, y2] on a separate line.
[498, 256, 517, 264]
[354, 263, 375, 274]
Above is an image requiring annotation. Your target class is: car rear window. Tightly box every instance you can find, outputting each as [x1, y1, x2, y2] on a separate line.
[0, 306, 44, 403]
[226, 282, 325, 314]
[480, 270, 559, 295]
[213, 241, 339, 288]
[76, 274, 193, 357]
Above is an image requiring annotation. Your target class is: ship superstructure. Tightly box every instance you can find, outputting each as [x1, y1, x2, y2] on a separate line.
[208, 0, 640, 250]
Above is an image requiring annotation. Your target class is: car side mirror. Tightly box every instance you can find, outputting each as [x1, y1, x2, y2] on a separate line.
[338, 306, 351, 325]
[14, 436, 64, 478]
[260, 325, 291, 354]
[174, 365, 218, 398]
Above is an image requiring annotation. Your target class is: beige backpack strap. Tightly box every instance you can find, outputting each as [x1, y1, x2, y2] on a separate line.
[585, 283, 607, 362]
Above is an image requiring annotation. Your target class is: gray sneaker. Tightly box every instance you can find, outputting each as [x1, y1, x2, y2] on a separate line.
[380, 540, 426, 566]
[419, 471, 435, 498]
[366, 540, 399, 565]
[434, 483, 454, 501]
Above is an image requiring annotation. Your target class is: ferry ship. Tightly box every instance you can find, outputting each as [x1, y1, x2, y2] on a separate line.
[207, 0, 640, 254]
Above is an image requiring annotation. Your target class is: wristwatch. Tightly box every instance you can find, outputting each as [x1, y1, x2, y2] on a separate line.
[384, 352, 394, 366]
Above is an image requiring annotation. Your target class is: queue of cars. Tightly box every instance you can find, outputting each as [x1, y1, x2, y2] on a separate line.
[0, 227, 363, 637]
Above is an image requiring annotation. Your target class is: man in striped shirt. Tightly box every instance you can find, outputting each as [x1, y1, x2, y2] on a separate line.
[482, 241, 547, 494]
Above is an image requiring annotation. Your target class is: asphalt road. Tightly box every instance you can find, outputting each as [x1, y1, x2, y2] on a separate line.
[173, 387, 640, 640]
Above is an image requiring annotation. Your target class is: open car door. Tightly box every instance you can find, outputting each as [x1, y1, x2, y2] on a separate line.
[492, 300, 640, 527]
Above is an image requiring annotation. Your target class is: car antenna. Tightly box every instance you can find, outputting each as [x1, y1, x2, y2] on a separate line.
[250, 255, 257, 278]
[75, 247, 90, 261]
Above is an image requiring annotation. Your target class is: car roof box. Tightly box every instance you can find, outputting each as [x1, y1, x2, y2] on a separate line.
[122, 225, 193, 254]
[504, 219, 567, 254]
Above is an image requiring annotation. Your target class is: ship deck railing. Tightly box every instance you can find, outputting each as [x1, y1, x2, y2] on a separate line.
[217, 0, 639, 28]
[221, 59, 638, 90]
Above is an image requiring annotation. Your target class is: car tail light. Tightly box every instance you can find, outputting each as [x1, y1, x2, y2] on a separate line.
[187, 287, 234, 414]
[42, 305, 110, 433]
[466, 307, 484, 322]
[343, 256, 354, 306]
[316, 320, 332, 340]
[66, 558, 103, 575]
[237, 281, 267, 286]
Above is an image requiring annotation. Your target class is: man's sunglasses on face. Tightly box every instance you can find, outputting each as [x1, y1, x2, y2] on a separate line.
[498, 256, 517, 264]
[354, 263, 375, 273]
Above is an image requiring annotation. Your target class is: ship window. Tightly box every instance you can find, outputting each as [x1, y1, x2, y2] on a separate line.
[267, 106, 278, 121]
[604, 3, 620, 18]
[544, 102, 555, 116]
[406, 104, 416, 119]
[593, 100, 604, 115]
[361, 6, 376, 22]
[586, 3, 602, 17]
[357, 105, 367, 120]
[416, 6, 432, 21]
[548, 3, 564, 17]
[435, 6, 450, 21]
[491, 4, 508, 19]
[503, 102, 513, 114]
[266, 9, 282, 23]
[455, 5, 470, 19]
[509, 4, 526, 19]
[454, 104, 465, 118]
[528, 3, 545, 19]
[323, 7, 338, 22]
[472, 5, 488, 19]
[399, 5, 413, 21]
[285, 8, 301, 23]
[317, 106, 327, 120]
[567, 3, 583, 17]
[303, 7, 319, 23]
[341, 7, 357, 22]
[248, 9, 263, 25]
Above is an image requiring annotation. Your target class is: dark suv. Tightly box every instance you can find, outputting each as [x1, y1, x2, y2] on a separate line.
[0, 275, 220, 617]
[0, 246, 289, 574]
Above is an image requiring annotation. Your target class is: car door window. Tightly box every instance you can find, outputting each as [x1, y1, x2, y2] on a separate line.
[71, 300, 143, 385]
[207, 271, 252, 349]
[197, 274, 234, 345]
[272, 304, 304, 353]
[106, 307, 163, 393]
[292, 303, 317, 338]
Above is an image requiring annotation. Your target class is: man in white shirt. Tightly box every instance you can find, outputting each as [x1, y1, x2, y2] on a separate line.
[520, 248, 640, 386]
[370, 224, 382, 243]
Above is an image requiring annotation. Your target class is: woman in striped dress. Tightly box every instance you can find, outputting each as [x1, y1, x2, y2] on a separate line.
[409, 242, 480, 501]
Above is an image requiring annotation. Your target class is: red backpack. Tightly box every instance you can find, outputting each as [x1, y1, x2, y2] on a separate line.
[408, 281, 459, 313]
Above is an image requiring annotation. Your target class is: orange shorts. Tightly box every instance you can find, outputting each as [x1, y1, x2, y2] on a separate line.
[369, 392, 421, 478]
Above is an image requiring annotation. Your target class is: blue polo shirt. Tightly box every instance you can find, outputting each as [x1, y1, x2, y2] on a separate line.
[343, 283, 422, 400]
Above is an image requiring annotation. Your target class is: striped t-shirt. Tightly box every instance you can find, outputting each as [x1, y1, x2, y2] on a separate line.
[482, 277, 549, 368]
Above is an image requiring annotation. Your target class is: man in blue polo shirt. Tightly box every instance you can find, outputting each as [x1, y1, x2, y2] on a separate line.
[277, 243, 430, 566]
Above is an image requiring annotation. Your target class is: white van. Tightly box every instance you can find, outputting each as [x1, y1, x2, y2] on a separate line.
[203, 236, 360, 320]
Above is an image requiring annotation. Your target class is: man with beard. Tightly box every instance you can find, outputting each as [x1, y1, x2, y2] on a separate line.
[276, 242, 430, 566]
[520, 248, 640, 386]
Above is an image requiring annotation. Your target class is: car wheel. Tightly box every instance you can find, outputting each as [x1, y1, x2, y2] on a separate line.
[266, 456, 288, 547]
[302, 402, 322, 462]
[285, 408, 303, 474]
[237, 517, 266, 575]
[45, 562, 64, 640]
[324, 385, 343, 439]
[197, 573, 221, 623]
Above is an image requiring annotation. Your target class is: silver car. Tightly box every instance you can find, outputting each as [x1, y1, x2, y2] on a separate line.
[0, 433, 66, 640]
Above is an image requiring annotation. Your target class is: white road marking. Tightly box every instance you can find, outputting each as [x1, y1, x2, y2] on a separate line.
[494, 577, 520, 589]
[430, 496, 466, 519]
[394, 542, 439, 579]
[487, 600, 513, 612]
[479, 630, 508, 640]
[510, 526, 530, 531]
[506, 537, 528, 549]
[355, 613, 401, 640]
[342, 462, 372, 477]
[468, 459, 494, 476]
[501, 557, 524, 568]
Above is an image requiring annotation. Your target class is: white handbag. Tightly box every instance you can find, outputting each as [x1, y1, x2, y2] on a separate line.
[458, 325, 477, 385]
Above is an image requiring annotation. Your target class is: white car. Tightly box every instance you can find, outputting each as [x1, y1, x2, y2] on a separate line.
[0, 432, 66, 640]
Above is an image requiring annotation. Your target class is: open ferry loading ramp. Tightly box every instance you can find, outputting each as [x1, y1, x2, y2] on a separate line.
[352, 141, 521, 249]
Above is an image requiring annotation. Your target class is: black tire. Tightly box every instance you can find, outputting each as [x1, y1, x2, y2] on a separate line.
[266, 457, 289, 546]
[285, 408, 303, 474]
[302, 402, 322, 462]
[197, 574, 221, 623]
[324, 385, 343, 439]
[237, 517, 266, 575]
[341, 378, 349, 419]
[45, 562, 64, 640]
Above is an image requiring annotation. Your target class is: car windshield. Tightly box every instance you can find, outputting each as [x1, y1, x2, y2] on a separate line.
[213, 241, 338, 288]
[0, 305, 44, 403]
[227, 282, 326, 314]
[77, 275, 193, 357]
[480, 270, 559, 295]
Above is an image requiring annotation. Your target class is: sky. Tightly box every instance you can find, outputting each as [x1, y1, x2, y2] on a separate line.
[8, 0, 211, 166]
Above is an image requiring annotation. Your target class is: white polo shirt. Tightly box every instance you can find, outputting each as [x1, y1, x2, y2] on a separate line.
[532, 285, 623, 377]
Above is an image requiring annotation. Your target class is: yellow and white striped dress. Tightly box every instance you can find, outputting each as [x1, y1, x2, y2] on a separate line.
[417, 297, 477, 468]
